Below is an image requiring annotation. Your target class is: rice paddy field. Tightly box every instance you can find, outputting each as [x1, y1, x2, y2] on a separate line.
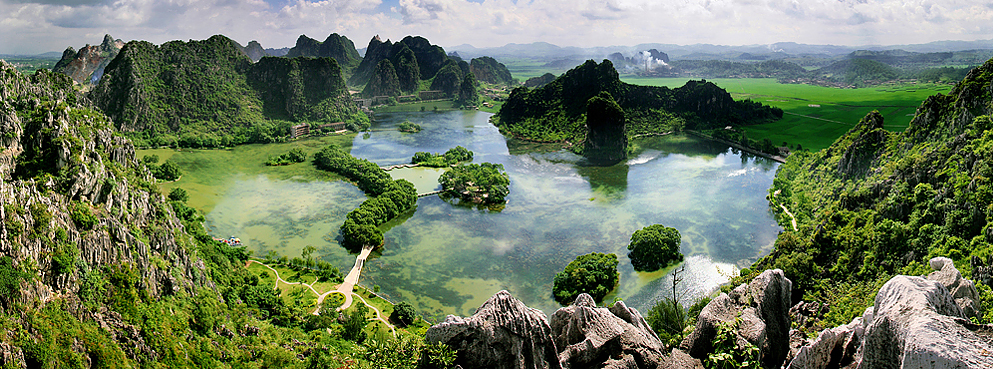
[621, 77, 955, 151]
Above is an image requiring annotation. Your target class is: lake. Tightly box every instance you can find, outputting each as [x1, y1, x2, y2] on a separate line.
[143, 110, 782, 319]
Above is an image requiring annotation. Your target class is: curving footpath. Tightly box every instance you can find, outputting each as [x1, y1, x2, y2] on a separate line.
[772, 189, 798, 231]
[246, 250, 397, 336]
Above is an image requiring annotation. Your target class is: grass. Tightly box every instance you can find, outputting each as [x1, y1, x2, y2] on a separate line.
[622, 76, 954, 151]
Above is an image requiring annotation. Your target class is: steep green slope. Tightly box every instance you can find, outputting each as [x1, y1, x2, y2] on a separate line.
[469, 56, 514, 85]
[756, 58, 993, 322]
[284, 33, 361, 72]
[90, 35, 366, 148]
[494, 59, 782, 144]
[348, 35, 451, 89]
[0, 59, 449, 369]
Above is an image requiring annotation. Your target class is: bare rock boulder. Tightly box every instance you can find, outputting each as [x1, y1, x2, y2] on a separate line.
[857, 275, 993, 368]
[927, 256, 980, 318]
[425, 290, 562, 369]
[680, 269, 792, 369]
[787, 316, 863, 369]
[550, 294, 666, 368]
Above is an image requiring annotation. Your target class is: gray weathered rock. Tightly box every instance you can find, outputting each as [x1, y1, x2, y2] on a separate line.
[550, 293, 665, 369]
[680, 269, 792, 369]
[857, 275, 993, 369]
[0, 342, 25, 369]
[927, 256, 980, 318]
[426, 290, 562, 369]
[787, 316, 863, 369]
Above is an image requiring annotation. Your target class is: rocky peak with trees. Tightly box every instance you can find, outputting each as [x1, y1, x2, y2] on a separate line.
[52, 34, 125, 85]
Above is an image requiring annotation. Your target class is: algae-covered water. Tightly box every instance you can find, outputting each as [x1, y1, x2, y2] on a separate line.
[142, 110, 782, 319]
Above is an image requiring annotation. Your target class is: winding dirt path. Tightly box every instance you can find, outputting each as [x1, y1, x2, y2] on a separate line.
[246, 252, 397, 336]
[773, 189, 798, 231]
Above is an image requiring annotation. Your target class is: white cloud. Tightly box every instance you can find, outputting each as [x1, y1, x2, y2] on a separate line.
[0, 0, 990, 54]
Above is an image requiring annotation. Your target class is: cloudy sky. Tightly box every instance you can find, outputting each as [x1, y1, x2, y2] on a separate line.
[1, 0, 991, 55]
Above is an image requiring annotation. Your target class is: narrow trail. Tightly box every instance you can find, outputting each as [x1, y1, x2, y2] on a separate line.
[246, 258, 396, 336]
[773, 189, 798, 231]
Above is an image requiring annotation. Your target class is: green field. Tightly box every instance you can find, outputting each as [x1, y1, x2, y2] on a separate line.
[622, 77, 954, 151]
[502, 58, 568, 81]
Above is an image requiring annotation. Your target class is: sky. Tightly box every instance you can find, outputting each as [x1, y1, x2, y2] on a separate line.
[1, 0, 991, 55]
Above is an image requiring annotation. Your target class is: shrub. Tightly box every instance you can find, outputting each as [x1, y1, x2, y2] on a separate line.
[168, 188, 189, 202]
[628, 224, 684, 272]
[647, 297, 686, 347]
[70, 201, 98, 230]
[552, 252, 619, 305]
[391, 301, 416, 327]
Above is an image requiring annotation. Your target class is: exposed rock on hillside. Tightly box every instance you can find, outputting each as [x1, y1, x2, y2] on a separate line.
[681, 269, 792, 369]
[241, 40, 269, 62]
[785, 258, 993, 368]
[1, 61, 212, 305]
[349, 35, 450, 87]
[550, 294, 666, 368]
[428, 290, 702, 369]
[52, 34, 124, 85]
[425, 290, 562, 369]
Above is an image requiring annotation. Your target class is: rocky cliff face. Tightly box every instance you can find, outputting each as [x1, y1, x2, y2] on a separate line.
[0, 60, 215, 363]
[285, 33, 361, 70]
[584, 91, 628, 164]
[52, 34, 124, 85]
[242, 40, 269, 62]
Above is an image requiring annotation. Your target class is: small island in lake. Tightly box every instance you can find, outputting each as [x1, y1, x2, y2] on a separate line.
[439, 162, 510, 205]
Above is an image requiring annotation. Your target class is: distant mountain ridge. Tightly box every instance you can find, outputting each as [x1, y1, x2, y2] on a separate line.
[449, 39, 993, 61]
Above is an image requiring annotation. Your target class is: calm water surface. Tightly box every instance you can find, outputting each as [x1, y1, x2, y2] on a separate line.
[177, 110, 781, 319]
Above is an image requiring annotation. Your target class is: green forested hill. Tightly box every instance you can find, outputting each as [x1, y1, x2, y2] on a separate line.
[90, 35, 366, 148]
[349, 35, 464, 97]
[0, 59, 450, 369]
[757, 57, 993, 324]
[469, 56, 514, 85]
[812, 58, 901, 86]
[284, 33, 362, 72]
[494, 59, 782, 143]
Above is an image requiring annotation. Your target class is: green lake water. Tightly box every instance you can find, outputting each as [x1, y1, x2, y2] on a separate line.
[142, 110, 782, 319]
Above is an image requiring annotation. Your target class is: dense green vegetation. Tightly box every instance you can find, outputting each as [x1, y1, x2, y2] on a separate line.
[524, 73, 556, 88]
[411, 146, 473, 167]
[494, 60, 782, 146]
[350, 36, 449, 88]
[284, 33, 361, 72]
[811, 58, 900, 86]
[0, 60, 460, 369]
[666, 59, 809, 79]
[439, 163, 510, 205]
[469, 56, 514, 85]
[627, 224, 684, 272]
[398, 120, 422, 133]
[312, 144, 418, 251]
[551, 252, 619, 305]
[363, 59, 402, 97]
[90, 35, 367, 149]
[142, 154, 183, 181]
[746, 58, 993, 328]
[264, 148, 307, 166]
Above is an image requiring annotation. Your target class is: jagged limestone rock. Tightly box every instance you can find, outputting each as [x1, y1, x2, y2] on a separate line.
[927, 256, 981, 318]
[426, 290, 562, 369]
[0, 342, 25, 369]
[550, 293, 666, 369]
[680, 269, 792, 369]
[857, 275, 993, 368]
[787, 316, 863, 369]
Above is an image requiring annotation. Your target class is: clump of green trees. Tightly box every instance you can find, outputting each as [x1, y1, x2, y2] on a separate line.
[142, 155, 182, 181]
[313, 144, 418, 251]
[552, 252, 619, 305]
[628, 224, 684, 272]
[397, 120, 422, 133]
[264, 148, 307, 166]
[439, 162, 509, 205]
[411, 146, 473, 167]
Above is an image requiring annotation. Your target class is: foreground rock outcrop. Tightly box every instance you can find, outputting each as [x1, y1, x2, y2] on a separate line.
[681, 269, 792, 369]
[786, 257, 993, 368]
[426, 290, 562, 369]
[427, 290, 701, 369]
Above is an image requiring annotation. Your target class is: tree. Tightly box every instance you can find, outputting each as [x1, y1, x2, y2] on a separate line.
[552, 252, 619, 305]
[155, 160, 183, 181]
[647, 265, 688, 346]
[342, 303, 368, 342]
[627, 224, 683, 272]
[168, 187, 189, 202]
[391, 301, 417, 327]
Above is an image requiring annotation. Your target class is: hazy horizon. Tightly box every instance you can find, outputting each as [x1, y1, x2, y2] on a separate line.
[1, 0, 991, 55]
